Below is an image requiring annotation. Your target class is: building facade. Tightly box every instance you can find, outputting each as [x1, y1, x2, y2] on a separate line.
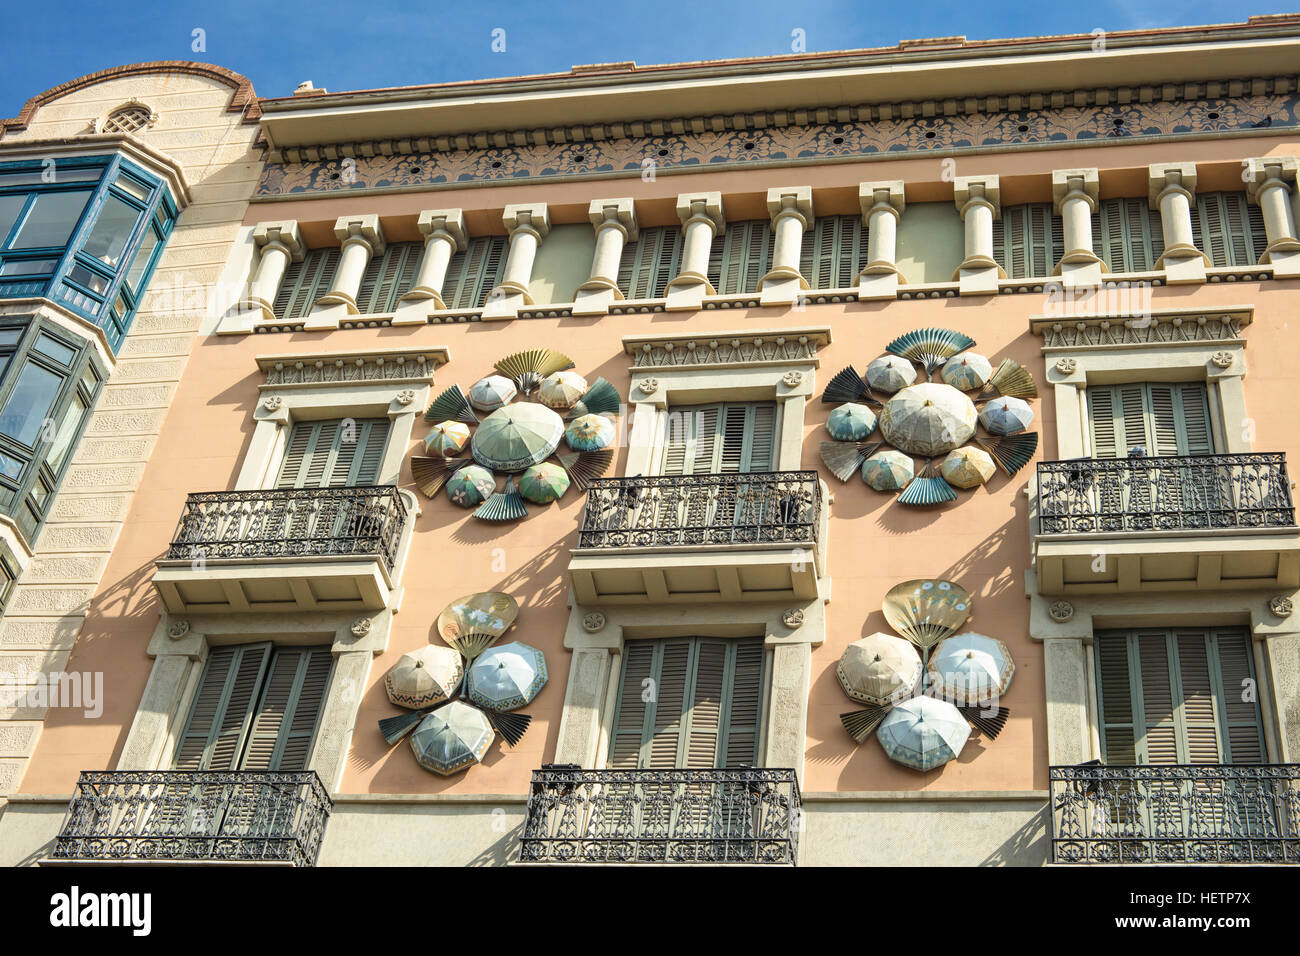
[1, 15, 1299, 867]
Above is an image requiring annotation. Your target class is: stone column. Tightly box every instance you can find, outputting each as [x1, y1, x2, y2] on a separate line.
[552, 647, 615, 766]
[857, 180, 906, 300]
[665, 191, 724, 311]
[483, 202, 549, 320]
[574, 198, 638, 316]
[952, 175, 1004, 295]
[1052, 168, 1104, 287]
[306, 214, 386, 330]
[1148, 162, 1208, 284]
[1247, 156, 1300, 278]
[392, 208, 467, 325]
[759, 186, 813, 306]
[239, 221, 304, 322]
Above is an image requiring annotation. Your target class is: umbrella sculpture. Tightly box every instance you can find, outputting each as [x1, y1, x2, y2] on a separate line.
[836, 578, 1013, 768]
[818, 328, 1039, 507]
[380, 592, 547, 773]
[410, 349, 622, 522]
[827, 403, 877, 441]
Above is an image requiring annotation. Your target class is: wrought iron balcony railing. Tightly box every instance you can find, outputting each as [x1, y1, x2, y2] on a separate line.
[50, 771, 332, 866]
[577, 471, 820, 550]
[519, 766, 801, 864]
[1049, 763, 1300, 864]
[1036, 453, 1295, 535]
[164, 485, 407, 573]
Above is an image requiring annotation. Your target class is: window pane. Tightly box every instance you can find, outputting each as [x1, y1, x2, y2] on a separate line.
[11, 190, 92, 250]
[0, 194, 25, 244]
[0, 361, 63, 446]
[0, 167, 99, 188]
[81, 194, 140, 268]
[0, 258, 58, 277]
[0, 451, 23, 480]
[123, 225, 159, 292]
[0, 328, 22, 348]
[66, 263, 110, 295]
[113, 173, 151, 202]
[32, 333, 77, 366]
[44, 392, 86, 474]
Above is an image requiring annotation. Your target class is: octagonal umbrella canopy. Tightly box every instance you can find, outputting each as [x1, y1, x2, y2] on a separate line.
[879, 382, 979, 457]
[927, 632, 1015, 705]
[940, 352, 993, 391]
[837, 632, 922, 706]
[877, 695, 971, 771]
[979, 396, 1035, 435]
[866, 354, 918, 394]
[861, 449, 914, 491]
[940, 446, 996, 489]
[518, 461, 570, 504]
[385, 645, 464, 709]
[445, 464, 496, 507]
[409, 701, 495, 776]
[424, 420, 470, 457]
[471, 403, 565, 472]
[827, 403, 877, 441]
[564, 413, 615, 451]
[537, 370, 588, 410]
[468, 374, 518, 412]
[466, 640, 548, 712]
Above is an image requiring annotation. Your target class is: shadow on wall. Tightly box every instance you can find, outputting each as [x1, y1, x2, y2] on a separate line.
[465, 818, 524, 867]
[980, 804, 1050, 867]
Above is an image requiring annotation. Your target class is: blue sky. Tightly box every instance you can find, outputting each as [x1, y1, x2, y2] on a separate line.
[3, 0, 1298, 114]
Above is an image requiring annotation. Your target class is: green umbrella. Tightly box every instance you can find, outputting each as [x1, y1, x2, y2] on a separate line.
[564, 413, 615, 451]
[471, 403, 565, 472]
[877, 696, 970, 771]
[827, 403, 877, 441]
[861, 449, 914, 491]
[518, 461, 570, 503]
[446, 464, 496, 507]
[409, 701, 495, 775]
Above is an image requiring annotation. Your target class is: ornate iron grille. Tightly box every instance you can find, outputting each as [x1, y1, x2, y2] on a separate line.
[1049, 763, 1300, 864]
[1036, 454, 1295, 534]
[51, 771, 332, 866]
[519, 766, 800, 864]
[577, 471, 820, 549]
[164, 485, 407, 573]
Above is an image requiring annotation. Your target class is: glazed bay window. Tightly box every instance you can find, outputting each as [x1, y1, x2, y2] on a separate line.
[0, 316, 104, 547]
[0, 155, 175, 351]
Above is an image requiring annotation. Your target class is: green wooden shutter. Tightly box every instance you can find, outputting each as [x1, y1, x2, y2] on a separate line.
[1193, 192, 1268, 267]
[355, 241, 422, 314]
[173, 643, 273, 770]
[711, 221, 772, 295]
[1096, 629, 1264, 765]
[994, 204, 1061, 279]
[618, 226, 682, 299]
[1087, 383, 1212, 458]
[276, 419, 390, 488]
[241, 646, 333, 771]
[608, 637, 765, 769]
[273, 248, 340, 320]
[1093, 199, 1163, 273]
[442, 236, 508, 309]
[661, 402, 776, 475]
[799, 215, 866, 290]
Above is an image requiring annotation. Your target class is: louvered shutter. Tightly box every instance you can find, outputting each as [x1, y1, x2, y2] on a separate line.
[712, 222, 773, 295]
[609, 642, 655, 769]
[1174, 631, 1221, 763]
[722, 639, 764, 766]
[273, 248, 340, 320]
[173, 644, 272, 770]
[1093, 199, 1163, 273]
[799, 215, 867, 290]
[1194, 193, 1230, 268]
[1087, 384, 1150, 458]
[1211, 630, 1265, 762]
[276, 419, 389, 488]
[661, 403, 776, 475]
[1193, 192, 1267, 268]
[618, 226, 681, 299]
[996, 204, 1060, 278]
[442, 236, 509, 309]
[355, 241, 421, 314]
[647, 641, 691, 769]
[1087, 383, 1211, 458]
[1136, 632, 1180, 764]
[241, 647, 333, 771]
[1096, 635, 1138, 764]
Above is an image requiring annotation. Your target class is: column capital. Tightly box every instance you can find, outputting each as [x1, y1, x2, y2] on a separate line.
[417, 208, 467, 251]
[503, 202, 550, 239]
[858, 181, 905, 221]
[766, 186, 814, 230]
[252, 220, 305, 262]
[1051, 168, 1100, 214]
[1148, 162, 1198, 208]
[675, 191, 725, 234]
[1246, 156, 1299, 203]
[953, 175, 1001, 218]
[588, 197, 638, 242]
[333, 213, 386, 257]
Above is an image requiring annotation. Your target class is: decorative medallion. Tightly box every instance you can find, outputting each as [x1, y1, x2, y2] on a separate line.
[1269, 595, 1294, 619]
[782, 608, 805, 629]
[261, 395, 283, 412]
[378, 592, 546, 775]
[409, 349, 622, 522]
[636, 378, 659, 395]
[581, 611, 607, 633]
[836, 578, 1013, 772]
[1048, 600, 1075, 623]
[782, 370, 804, 387]
[166, 619, 190, 640]
[395, 388, 416, 406]
[1054, 357, 1079, 374]
[819, 328, 1039, 507]
[351, 617, 373, 637]
[1211, 350, 1235, 369]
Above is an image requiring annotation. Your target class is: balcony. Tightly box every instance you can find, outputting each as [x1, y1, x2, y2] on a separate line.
[1033, 454, 1300, 595]
[518, 766, 800, 865]
[567, 471, 824, 604]
[152, 485, 408, 613]
[46, 771, 332, 867]
[1049, 763, 1300, 864]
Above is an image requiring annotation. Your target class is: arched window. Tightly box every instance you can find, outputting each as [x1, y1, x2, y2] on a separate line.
[102, 103, 153, 134]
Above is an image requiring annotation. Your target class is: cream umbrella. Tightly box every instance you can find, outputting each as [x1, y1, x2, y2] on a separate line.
[940, 352, 993, 391]
[837, 632, 922, 706]
[866, 354, 917, 393]
[384, 645, 464, 710]
[424, 420, 470, 457]
[468, 374, 518, 412]
[927, 632, 1015, 705]
[466, 641, 548, 712]
[940, 446, 996, 489]
[537, 371, 588, 410]
[979, 396, 1035, 435]
[879, 382, 979, 457]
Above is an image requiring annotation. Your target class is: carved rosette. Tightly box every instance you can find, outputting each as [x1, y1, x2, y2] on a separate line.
[1269, 595, 1293, 619]
[1048, 600, 1074, 623]
[582, 611, 606, 633]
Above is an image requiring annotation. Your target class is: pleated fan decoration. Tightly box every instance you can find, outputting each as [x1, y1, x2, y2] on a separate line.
[494, 349, 575, 394]
[884, 328, 977, 375]
[425, 384, 479, 424]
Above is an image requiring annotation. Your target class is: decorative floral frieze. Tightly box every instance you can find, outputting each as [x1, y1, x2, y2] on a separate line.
[1030, 311, 1249, 349]
[625, 330, 830, 370]
[255, 93, 1299, 197]
[258, 349, 449, 388]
